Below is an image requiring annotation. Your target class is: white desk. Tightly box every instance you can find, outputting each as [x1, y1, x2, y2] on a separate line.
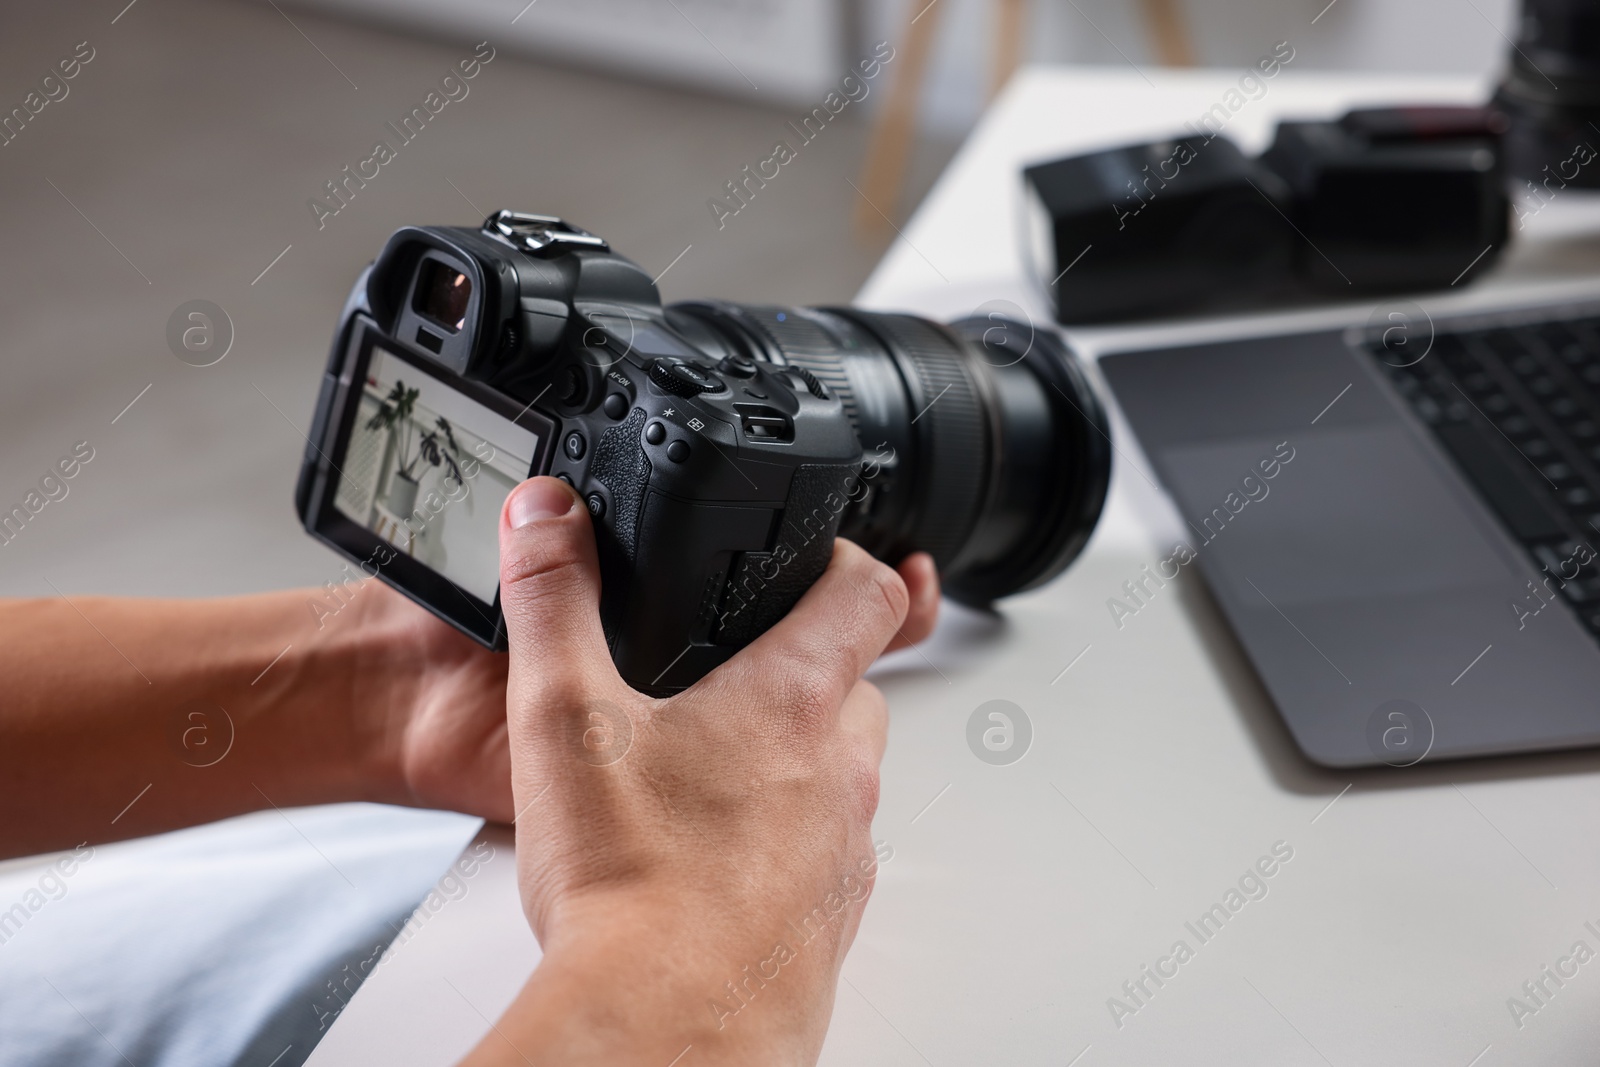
[312, 68, 1600, 1067]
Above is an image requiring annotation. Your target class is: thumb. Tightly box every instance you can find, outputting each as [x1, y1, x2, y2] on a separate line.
[498, 477, 618, 703]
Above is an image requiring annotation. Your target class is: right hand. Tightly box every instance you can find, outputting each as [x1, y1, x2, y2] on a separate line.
[462, 476, 925, 1066]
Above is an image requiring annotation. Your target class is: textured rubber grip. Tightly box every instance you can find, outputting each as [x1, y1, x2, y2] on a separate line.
[588, 407, 651, 561]
[712, 464, 857, 646]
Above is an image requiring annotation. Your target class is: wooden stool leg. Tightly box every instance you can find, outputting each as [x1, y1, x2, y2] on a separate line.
[854, 0, 945, 232]
[1137, 0, 1195, 67]
[992, 0, 1027, 99]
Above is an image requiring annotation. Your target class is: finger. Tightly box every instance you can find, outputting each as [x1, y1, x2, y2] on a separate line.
[498, 477, 621, 708]
[883, 552, 939, 653]
[711, 539, 909, 716]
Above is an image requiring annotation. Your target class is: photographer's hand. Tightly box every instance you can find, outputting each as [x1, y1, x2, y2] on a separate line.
[0, 578, 521, 859]
[0, 540, 931, 866]
[458, 477, 922, 1066]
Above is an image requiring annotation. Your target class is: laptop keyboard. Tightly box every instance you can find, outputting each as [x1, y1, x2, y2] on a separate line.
[1368, 312, 1600, 636]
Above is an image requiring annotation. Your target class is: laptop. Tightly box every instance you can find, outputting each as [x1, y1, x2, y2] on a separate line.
[1100, 302, 1600, 767]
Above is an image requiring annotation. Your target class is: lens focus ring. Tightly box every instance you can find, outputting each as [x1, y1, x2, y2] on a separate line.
[855, 314, 987, 568]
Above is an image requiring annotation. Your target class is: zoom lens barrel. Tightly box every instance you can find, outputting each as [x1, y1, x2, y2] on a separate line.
[666, 302, 1111, 606]
[1496, 0, 1600, 187]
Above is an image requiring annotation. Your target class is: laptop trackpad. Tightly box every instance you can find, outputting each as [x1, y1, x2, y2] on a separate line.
[1158, 425, 1519, 605]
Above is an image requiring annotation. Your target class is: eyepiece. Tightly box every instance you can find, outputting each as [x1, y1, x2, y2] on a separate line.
[414, 259, 472, 332]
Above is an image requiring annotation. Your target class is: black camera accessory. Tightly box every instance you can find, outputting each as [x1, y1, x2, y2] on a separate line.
[1025, 106, 1510, 324]
[1261, 107, 1508, 291]
[297, 211, 1110, 693]
[1496, 0, 1600, 188]
[1023, 136, 1294, 324]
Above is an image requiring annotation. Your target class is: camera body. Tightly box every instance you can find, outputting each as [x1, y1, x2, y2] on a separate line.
[296, 212, 863, 693]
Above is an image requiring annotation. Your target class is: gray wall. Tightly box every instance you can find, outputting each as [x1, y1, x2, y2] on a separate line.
[282, 0, 1523, 134]
[867, 0, 1520, 133]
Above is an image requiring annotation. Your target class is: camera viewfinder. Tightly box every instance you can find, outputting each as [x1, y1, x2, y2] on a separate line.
[415, 258, 472, 333]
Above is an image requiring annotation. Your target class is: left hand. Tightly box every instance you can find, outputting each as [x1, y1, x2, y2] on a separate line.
[350, 582, 516, 822]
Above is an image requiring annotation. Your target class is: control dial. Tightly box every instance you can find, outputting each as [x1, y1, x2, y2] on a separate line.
[649, 358, 724, 397]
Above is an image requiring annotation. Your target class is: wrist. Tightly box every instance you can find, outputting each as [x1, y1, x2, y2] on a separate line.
[533, 886, 835, 1064]
[320, 582, 431, 806]
[472, 892, 822, 1067]
[232, 584, 422, 809]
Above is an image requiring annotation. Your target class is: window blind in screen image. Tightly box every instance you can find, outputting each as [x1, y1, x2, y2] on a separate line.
[332, 345, 539, 603]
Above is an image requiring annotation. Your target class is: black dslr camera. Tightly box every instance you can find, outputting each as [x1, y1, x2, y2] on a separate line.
[296, 212, 1109, 692]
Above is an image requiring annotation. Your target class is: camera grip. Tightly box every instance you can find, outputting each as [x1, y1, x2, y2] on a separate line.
[603, 463, 858, 694]
[711, 464, 855, 645]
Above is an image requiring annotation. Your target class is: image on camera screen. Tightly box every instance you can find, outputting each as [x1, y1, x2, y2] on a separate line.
[331, 344, 540, 603]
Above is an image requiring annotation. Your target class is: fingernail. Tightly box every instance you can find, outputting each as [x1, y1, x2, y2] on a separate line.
[508, 478, 575, 528]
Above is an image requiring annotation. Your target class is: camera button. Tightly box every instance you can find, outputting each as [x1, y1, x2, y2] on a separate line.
[645, 420, 667, 445]
[585, 493, 606, 519]
[602, 392, 629, 420]
[666, 440, 691, 464]
[563, 432, 586, 460]
[718, 355, 758, 379]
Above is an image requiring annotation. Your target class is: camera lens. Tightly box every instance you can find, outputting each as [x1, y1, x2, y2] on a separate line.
[666, 303, 1111, 606]
[1496, 0, 1600, 187]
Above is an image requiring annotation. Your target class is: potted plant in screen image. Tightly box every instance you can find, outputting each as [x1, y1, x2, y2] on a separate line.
[365, 380, 466, 516]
